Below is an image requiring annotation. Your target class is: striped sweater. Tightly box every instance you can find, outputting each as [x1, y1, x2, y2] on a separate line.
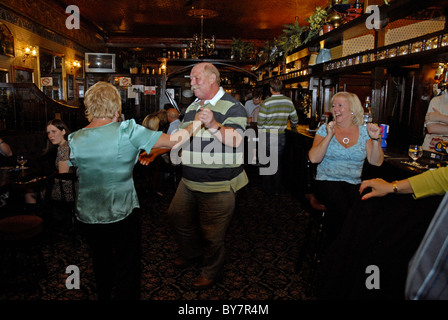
[179, 89, 248, 193]
[258, 94, 298, 133]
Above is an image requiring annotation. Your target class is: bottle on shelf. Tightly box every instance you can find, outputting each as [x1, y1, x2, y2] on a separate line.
[363, 96, 372, 126]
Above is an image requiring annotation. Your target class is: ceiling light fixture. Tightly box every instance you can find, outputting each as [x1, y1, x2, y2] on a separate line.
[187, 8, 218, 59]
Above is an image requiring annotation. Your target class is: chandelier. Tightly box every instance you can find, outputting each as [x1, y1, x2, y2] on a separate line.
[187, 8, 218, 58]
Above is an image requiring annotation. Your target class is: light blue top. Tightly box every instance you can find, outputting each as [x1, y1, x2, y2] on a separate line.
[315, 124, 370, 185]
[68, 119, 162, 224]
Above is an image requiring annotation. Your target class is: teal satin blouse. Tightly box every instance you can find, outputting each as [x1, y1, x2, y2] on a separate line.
[68, 119, 162, 224]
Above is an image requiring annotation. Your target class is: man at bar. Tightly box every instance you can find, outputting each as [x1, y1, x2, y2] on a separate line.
[257, 79, 298, 195]
[167, 62, 248, 289]
[422, 93, 448, 153]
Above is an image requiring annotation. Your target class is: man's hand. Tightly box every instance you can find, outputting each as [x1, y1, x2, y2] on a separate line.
[426, 108, 444, 123]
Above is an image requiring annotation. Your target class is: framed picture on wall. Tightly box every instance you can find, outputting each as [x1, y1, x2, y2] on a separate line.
[13, 66, 34, 83]
[0, 22, 14, 58]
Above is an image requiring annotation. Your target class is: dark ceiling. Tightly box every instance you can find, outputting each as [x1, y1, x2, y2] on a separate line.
[52, 0, 329, 49]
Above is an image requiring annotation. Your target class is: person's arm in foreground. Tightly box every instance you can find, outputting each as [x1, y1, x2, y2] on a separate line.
[360, 166, 448, 200]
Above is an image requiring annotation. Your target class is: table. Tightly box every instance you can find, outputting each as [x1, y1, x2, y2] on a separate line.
[0, 167, 31, 191]
[381, 149, 448, 179]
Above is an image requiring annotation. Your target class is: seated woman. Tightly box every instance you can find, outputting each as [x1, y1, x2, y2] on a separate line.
[308, 91, 384, 243]
[45, 119, 74, 202]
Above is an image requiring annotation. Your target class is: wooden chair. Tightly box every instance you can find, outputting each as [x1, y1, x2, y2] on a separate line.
[49, 172, 78, 243]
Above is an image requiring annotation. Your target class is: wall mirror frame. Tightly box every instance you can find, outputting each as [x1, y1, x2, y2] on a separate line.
[13, 66, 34, 83]
[39, 48, 65, 100]
[0, 67, 9, 82]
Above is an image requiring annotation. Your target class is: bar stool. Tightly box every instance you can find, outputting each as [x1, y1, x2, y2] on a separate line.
[296, 157, 327, 297]
[0, 213, 47, 289]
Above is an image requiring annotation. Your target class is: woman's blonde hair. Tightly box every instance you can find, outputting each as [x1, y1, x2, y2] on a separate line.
[142, 114, 160, 131]
[331, 91, 364, 126]
[84, 81, 122, 122]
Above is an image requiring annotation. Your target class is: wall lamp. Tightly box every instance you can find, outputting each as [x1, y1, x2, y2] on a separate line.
[22, 45, 37, 62]
[71, 60, 81, 72]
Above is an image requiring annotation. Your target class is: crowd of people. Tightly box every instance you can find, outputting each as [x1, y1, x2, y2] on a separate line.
[2, 61, 446, 301]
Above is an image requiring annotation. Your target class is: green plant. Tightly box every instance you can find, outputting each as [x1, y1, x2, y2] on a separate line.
[304, 6, 328, 44]
[231, 38, 254, 60]
[276, 20, 306, 57]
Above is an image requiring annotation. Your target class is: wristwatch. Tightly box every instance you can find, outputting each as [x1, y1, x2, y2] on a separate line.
[392, 181, 398, 193]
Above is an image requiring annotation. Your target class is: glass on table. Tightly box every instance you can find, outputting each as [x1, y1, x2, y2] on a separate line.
[16, 155, 28, 169]
[408, 145, 423, 164]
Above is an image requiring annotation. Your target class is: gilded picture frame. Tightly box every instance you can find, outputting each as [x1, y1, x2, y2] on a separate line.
[0, 22, 14, 58]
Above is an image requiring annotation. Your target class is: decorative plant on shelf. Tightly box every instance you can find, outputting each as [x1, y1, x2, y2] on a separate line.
[276, 20, 306, 58]
[303, 6, 328, 44]
[231, 38, 255, 60]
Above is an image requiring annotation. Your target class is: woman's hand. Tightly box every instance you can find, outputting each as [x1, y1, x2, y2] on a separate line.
[367, 123, 381, 140]
[138, 149, 170, 166]
[326, 121, 336, 138]
[359, 178, 392, 200]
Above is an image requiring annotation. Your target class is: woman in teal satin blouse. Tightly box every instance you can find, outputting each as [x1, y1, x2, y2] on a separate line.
[68, 81, 193, 300]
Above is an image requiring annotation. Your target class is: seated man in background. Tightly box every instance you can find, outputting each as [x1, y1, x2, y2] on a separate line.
[166, 107, 181, 134]
[422, 92, 448, 153]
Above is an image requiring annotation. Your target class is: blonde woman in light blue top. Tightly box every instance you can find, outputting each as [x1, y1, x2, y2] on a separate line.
[308, 91, 384, 243]
[68, 81, 195, 300]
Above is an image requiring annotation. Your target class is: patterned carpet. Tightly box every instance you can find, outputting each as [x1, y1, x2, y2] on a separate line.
[0, 165, 314, 301]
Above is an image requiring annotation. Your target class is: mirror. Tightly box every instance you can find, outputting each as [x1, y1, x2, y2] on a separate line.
[0, 68, 9, 82]
[39, 49, 64, 100]
[67, 74, 74, 100]
[14, 67, 34, 83]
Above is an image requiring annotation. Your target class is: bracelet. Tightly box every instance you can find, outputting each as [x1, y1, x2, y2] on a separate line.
[392, 181, 398, 193]
[208, 123, 222, 135]
[371, 137, 380, 141]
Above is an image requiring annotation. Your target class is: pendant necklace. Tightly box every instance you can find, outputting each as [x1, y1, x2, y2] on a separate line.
[342, 137, 349, 144]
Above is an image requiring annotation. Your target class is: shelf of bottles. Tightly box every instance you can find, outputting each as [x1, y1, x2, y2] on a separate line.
[323, 29, 448, 73]
[257, 68, 310, 86]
